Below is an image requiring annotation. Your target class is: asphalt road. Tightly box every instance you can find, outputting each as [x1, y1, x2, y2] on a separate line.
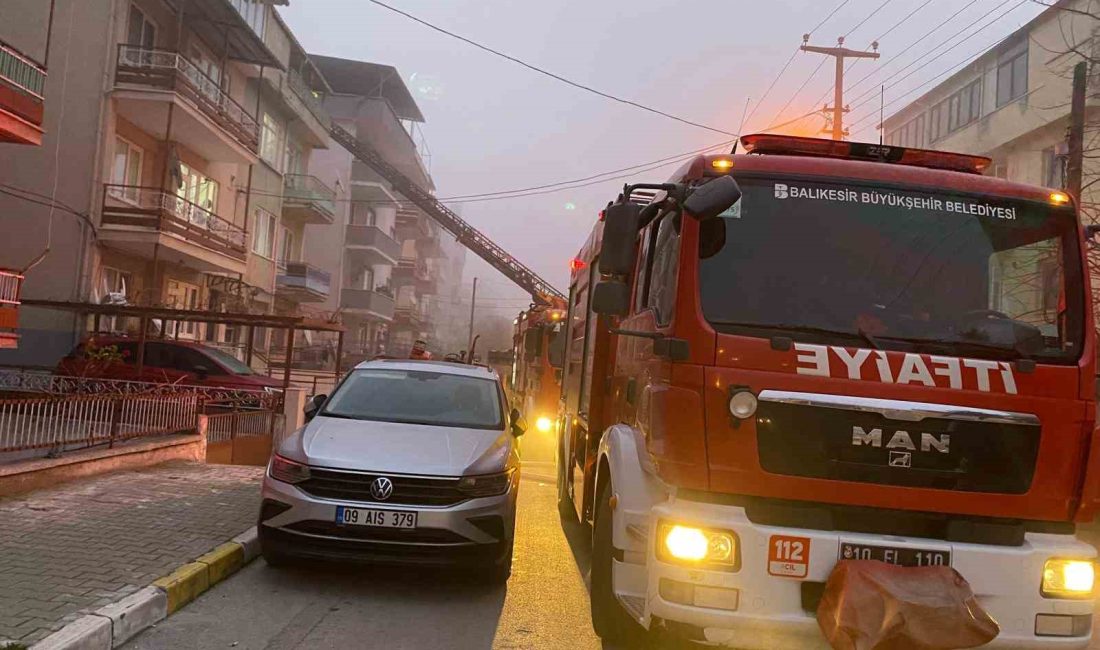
[123, 470, 695, 650]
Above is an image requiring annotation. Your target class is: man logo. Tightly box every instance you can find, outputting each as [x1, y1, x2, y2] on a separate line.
[851, 426, 950, 454]
[889, 451, 912, 468]
[370, 476, 394, 501]
[774, 183, 789, 199]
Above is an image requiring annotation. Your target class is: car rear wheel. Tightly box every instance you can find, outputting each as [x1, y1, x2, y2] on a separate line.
[591, 479, 643, 643]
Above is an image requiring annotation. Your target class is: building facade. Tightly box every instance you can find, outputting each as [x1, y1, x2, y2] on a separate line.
[883, 0, 1097, 199]
[302, 56, 446, 363]
[0, 0, 460, 370]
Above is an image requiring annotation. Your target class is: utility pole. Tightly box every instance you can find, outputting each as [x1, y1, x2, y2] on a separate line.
[801, 36, 880, 140]
[465, 277, 478, 362]
[1067, 61, 1087, 203]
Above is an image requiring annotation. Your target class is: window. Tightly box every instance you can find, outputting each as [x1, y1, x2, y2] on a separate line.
[948, 79, 981, 131]
[175, 163, 219, 226]
[260, 113, 284, 171]
[252, 208, 277, 258]
[126, 4, 156, 47]
[632, 224, 656, 313]
[285, 144, 303, 176]
[1043, 146, 1067, 189]
[99, 267, 132, 332]
[647, 214, 681, 327]
[279, 227, 294, 264]
[997, 42, 1028, 106]
[110, 137, 143, 202]
[354, 267, 374, 291]
[323, 369, 503, 429]
[164, 280, 200, 338]
[929, 103, 944, 142]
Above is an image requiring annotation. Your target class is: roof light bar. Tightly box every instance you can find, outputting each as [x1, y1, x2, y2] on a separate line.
[739, 133, 992, 175]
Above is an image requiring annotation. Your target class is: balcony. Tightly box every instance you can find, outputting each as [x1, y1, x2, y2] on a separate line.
[276, 262, 331, 302]
[0, 39, 46, 145]
[393, 306, 427, 329]
[113, 46, 259, 163]
[100, 184, 248, 274]
[345, 225, 400, 265]
[392, 257, 437, 292]
[395, 207, 431, 241]
[283, 175, 336, 225]
[287, 68, 330, 132]
[340, 288, 395, 319]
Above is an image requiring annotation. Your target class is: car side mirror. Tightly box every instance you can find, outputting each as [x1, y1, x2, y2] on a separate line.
[509, 408, 526, 437]
[683, 176, 742, 221]
[592, 280, 630, 316]
[1087, 224, 1100, 247]
[598, 202, 641, 276]
[304, 394, 327, 421]
[193, 364, 210, 380]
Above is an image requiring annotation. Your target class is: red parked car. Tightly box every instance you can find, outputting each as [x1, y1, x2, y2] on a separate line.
[57, 337, 284, 391]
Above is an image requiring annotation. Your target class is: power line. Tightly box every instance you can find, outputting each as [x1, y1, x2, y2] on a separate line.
[806, 0, 940, 114]
[365, 0, 737, 136]
[246, 138, 739, 206]
[844, 0, 996, 104]
[846, 0, 1030, 131]
[765, 57, 829, 129]
[844, 0, 900, 38]
[0, 186, 97, 237]
[809, 0, 852, 35]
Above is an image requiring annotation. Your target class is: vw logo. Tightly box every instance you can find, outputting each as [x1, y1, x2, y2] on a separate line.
[370, 477, 394, 501]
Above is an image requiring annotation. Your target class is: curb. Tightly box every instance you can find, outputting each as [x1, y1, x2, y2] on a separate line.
[31, 526, 259, 650]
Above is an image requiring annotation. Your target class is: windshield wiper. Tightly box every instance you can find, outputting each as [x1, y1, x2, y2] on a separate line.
[709, 321, 881, 349]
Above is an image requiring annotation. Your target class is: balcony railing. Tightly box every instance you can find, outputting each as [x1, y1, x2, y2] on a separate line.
[284, 174, 336, 219]
[287, 69, 331, 129]
[0, 40, 46, 98]
[340, 288, 395, 319]
[102, 184, 248, 261]
[276, 262, 332, 298]
[115, 45, 260, 152]
[0, 269, 24, 305]
[345, 225, 401, 260]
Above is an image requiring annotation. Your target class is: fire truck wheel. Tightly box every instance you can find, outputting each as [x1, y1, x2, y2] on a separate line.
[591, 479, 643, 643]
[556, 443, 577, 522]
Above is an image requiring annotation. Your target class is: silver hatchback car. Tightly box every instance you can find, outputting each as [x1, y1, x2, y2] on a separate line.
[258, 359, 525, 582]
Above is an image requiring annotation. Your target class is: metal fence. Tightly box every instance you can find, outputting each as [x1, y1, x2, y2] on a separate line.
[206, 408, 284, 444]
[0, 392, 198, 454]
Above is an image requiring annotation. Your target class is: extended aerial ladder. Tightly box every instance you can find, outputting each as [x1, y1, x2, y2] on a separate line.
[328, 124, 566, 308]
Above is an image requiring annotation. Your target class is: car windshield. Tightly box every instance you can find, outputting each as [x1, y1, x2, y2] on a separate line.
[698, 178, 1085, 362]
[201, 346, 255, 375]
[321, 368, 504, 429]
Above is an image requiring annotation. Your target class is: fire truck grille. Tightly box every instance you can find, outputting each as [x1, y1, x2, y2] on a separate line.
[754, 399, 1040, 494]
[299, 469, 467, 506]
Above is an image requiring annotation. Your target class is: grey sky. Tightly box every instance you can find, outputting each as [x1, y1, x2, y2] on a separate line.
[280, 0, 1045, 308]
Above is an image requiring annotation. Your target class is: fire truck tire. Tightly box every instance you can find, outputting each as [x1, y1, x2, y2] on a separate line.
[556, 440, 577, 522]
[591, 479, 643, 643]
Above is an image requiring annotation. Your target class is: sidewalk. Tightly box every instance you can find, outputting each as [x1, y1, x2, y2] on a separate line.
[0, 462, 263, 646]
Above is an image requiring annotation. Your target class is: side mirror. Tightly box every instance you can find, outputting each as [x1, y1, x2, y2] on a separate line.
[304, 393, 327, 421]
[683, 176, 742, 221]
[592, 280, 630, 316]
[193, 364, 210, 380]
[547, 327, 566, 369]
[509, 408, 526, 437]
[653, 337, 690, 361]
[598, 202, 641, 276]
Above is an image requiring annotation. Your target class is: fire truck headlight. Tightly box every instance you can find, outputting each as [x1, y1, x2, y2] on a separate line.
[728, 391, 758, 420]
[535, 417, 553, 433]
[1043, 559, 1096, 598]
[657, 522, 737, 567]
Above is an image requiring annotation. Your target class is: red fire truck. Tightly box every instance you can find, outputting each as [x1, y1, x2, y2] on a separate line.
[509, 302, 567, 437]
[557, 133, 1098, 647]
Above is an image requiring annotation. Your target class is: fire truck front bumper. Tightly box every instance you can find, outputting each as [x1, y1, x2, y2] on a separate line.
[645, 498, 1096, 649]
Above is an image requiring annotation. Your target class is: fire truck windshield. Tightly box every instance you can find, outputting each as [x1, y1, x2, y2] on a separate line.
[698, 177, 1085, 363]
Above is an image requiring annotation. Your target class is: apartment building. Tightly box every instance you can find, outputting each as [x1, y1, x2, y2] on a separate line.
[303, 55, 435, 363]
[0, 0, 53, 146]
[882, 0, 1096, 199]
[0, 0, 330, 365]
